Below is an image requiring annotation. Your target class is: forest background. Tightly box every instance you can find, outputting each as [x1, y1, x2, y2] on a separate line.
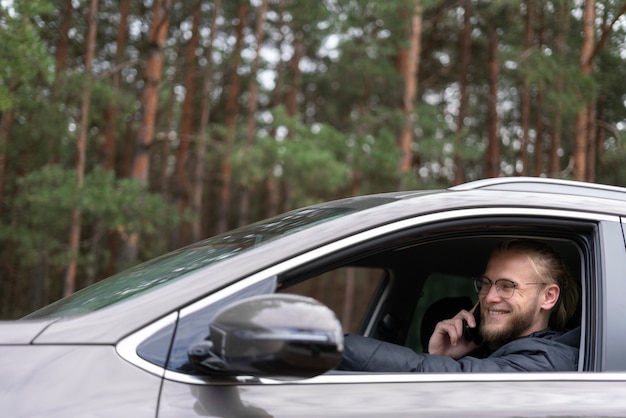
[0, 0, 625, 319]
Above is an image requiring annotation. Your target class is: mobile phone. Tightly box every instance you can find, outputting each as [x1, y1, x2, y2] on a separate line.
[463, 305, 483, 344]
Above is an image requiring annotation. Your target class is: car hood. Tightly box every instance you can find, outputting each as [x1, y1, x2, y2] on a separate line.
[0, 319, 57, 344]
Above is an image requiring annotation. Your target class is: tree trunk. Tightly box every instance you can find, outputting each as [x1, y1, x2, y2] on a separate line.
[50, 0, 74, 162]
[120, 0, 172, 266]
[585, 103, 597, 182]
[533, 5, 546, 177]
[238, 0, 269, 228]
[63, 0, 98, 297]
[265, 0, 286, 219]
[285, 35, 303, 118]
[245, 0, 269, 146]
[279, 31, 305, 213]
[454, 0, 471, 185]
[548, 0, 570, 177]
[173, 1, 201, 246]
[582, 3, 626, 182]
[131, 0, 172, 184]
[159, 86, 177, 197]
[573, 0, 595, 181]
[574, 0, 625, 181]
[519, 0, 534, 176]
[485, 26, 500, 178]
[99, 0, 130, 280]
[0, 110, 15, 219]
[192, 0, 221, 242]
[396, 1, 422, 189]
[54, 0, 73, 82]
[216, 1, 248, 234]
[591, 102, 606, 181]
[101, 0, 130, 171]
[120, 117, 136, 178]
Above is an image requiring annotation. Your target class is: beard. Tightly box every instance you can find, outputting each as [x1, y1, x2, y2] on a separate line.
[479, 305, 536, 346]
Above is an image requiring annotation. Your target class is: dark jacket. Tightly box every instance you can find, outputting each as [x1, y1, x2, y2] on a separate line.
[338, 328, 580, 373]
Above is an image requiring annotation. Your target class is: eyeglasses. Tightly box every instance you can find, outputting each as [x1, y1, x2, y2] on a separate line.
[473, 276, 547, 299]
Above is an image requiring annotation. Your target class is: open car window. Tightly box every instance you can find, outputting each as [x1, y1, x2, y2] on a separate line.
[148, 212, 593, 384]
[275, 217, 588, 370]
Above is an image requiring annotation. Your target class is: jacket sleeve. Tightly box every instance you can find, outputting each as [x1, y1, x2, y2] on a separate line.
[337, 333, 578, 373]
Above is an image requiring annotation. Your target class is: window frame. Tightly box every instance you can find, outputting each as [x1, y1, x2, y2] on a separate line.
[118, 207, 614, 385]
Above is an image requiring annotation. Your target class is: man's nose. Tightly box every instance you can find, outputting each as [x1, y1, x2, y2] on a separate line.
[483, 284, 502, 302]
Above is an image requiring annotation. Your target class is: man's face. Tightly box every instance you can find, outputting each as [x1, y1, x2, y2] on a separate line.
[479, 251, 547, 345]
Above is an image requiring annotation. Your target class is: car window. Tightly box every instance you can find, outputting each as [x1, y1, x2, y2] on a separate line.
[275, 228, 586, 361]
[278, 267, 385, 333]
[163, 216, 591, 381]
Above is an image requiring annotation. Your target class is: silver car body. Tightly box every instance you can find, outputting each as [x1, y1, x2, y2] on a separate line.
[3, 177, 626, 417]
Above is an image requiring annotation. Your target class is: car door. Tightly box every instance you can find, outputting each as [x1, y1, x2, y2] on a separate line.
[149, 207, 626, 417]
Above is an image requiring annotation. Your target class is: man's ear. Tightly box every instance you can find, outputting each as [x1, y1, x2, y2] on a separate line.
[541, 284, 560, 310]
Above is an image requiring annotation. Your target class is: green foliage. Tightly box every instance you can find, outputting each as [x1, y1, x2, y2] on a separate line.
[522, 50, 587, 117]
[596, 46, 626, 125]
[0, 0, 54, 110]
[231, 106, 352, 207]
[2, 0, 626, 318]
[83, 168, 182, 237]
[0, 166, 181, 273]
[597, 134, 626, 186]
[340, 110, 403, 192]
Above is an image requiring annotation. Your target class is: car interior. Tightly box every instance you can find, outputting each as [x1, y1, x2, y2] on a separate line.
[277, 218, 587, 368]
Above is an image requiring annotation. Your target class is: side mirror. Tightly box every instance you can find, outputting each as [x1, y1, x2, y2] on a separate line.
[188, 294, 344, 379]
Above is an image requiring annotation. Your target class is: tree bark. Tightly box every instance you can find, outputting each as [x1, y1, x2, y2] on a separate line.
[533, 5, 546, 177]
[591, 102, 606, 181]
[265, 0, 287, 219]
[519, 0, 534, 176]
[173, 1, 201, 246]
[131, 0, 172, 184]
[0, 110, 15, 219]
[63, 0, 99, 297]
[485, 26, 500, 178]
[396, 0, 422, 189]
[101, 0, 130, 171]
[192, 0, 221, 242]
[54, 0, 73, 82]
[454, 0, 471, 185]
[238, 0, 269, 228]
[120, 0, 172, 266]
[585, 102, 597, 182]
[548, 0, 570, 177]
[285, 35, 304, 118]
[216, 1, 248, 234]
[582, 3, 626, 182]
[573, 0, 595, 181]
[278, 30, 305, 214]
[50, 0, 74, 162]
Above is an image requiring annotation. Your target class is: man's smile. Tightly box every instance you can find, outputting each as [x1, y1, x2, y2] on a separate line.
[487, 309, 510, 316]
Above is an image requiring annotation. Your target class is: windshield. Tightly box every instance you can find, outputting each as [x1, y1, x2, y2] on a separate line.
[25, 196, 397, 319]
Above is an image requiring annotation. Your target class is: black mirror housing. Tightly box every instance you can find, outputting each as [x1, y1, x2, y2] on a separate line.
[189, 294, 344, 379]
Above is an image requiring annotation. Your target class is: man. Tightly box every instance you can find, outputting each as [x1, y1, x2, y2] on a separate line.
[338, 239, 581, 372]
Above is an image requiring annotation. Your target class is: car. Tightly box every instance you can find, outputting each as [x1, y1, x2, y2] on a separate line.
[3, 176, 626, 417]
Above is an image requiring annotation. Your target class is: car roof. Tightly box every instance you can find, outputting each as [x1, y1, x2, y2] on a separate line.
[450, 176, 626, 202]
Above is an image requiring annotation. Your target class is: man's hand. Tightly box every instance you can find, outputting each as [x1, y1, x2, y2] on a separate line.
[427, 305, 479, 359]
